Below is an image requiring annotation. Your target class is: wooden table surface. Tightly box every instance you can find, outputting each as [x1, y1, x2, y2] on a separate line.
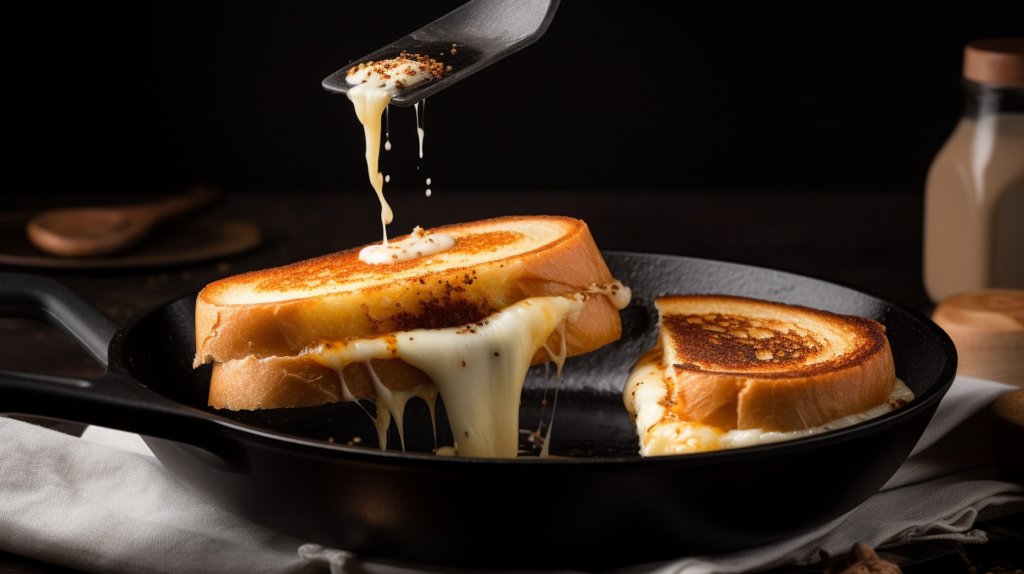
[1, 190, 1020, 573]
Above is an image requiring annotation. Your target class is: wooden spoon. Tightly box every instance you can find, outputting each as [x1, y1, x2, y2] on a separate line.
[26, 186, 219, 258]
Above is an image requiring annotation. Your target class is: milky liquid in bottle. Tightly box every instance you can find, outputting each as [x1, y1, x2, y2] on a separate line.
[923, 40, 1024, 302]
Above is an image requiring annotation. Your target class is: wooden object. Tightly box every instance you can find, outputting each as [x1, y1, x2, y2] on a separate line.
[964, 38, 1024, 87]
[0, 215, 262, 270]
[932, 290, 1024, 386]
[992, 389, 1024, 484]
[25, 186, 219, 257]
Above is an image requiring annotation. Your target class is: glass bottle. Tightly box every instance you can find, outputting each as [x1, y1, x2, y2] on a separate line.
[924, 38, 1024, 303]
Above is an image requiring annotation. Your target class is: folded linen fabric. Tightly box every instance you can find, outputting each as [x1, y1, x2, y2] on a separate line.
[0, 375, 1021, 574]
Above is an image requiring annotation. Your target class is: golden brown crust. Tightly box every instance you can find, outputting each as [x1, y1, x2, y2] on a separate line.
[209, 294, 623, 410]
[656, 295, 896, 432]
[195, 216, 613, 366]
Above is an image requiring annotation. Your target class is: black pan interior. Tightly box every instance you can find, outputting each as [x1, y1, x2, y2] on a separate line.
[120, 252, 953, 460]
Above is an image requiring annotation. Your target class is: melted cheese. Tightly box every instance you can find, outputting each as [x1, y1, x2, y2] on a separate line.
[414, 100, 425, 159]
[347, 81, 393, 244]
[358, 226, 456, 265]
[346, 58, 435, 245]
[623, 346, 915, 456]
[310, 295, 586, 458]
[588, 280, 631, 310]
[363, 362, 439, 452]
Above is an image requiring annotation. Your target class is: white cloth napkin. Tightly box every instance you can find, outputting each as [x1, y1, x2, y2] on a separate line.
[1, 375, 1021, 574]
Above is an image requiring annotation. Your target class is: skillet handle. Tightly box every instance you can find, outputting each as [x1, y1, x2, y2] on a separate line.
[0, 273, 118, 367]
[0, 274, 231, 457]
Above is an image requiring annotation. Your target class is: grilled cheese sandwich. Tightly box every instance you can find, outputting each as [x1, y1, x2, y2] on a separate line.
[624, 295, 912, 456]
[194, 216, 631, 458]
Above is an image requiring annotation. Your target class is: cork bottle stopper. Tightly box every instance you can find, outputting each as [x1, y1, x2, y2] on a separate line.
[931, 290, 1024, 386]
[991, 390, 1024, 484]
[964, 39, 1024, 87]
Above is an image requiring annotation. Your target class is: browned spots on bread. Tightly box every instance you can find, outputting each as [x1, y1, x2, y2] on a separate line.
[665, 314, 826, 370]
[660, 297, 887, 379]
[390, 297, 492, 332]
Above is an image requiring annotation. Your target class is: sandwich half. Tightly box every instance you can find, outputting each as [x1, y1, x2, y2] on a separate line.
[624, 295, 913, 456]
[194, 216, 630, 458]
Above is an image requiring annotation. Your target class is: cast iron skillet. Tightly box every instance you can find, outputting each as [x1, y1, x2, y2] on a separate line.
[0, 253, 956, 569]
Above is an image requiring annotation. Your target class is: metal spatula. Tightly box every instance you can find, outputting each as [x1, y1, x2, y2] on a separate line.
[322, 0, 559, 106]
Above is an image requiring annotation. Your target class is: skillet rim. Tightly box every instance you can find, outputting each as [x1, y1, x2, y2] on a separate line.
[116, 250, 957, 468]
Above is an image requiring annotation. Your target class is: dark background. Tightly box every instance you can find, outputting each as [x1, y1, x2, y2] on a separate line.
[2, 6, 1022, 572]
[5, 1, 1023, 200]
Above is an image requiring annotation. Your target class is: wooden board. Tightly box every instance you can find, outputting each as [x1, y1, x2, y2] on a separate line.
[0, 210, 262, 269]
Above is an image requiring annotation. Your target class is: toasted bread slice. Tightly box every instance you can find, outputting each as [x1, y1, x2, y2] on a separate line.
[624, 295, 899, 454]
[195, 216, 615, 367]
